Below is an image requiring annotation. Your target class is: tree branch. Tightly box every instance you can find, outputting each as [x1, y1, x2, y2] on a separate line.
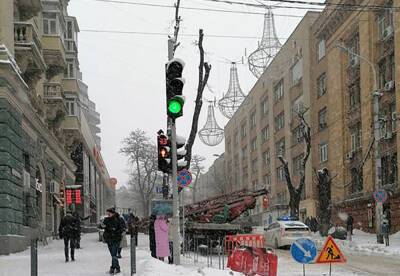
[185, 29, 212, 169]
[173, 0, 181, 55]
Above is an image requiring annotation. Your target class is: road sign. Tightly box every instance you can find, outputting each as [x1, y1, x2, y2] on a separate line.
[373, 189, 388, 203]
[316, 236, 346, 264]
[290, 238, 317, 264]
[177, 169, 192, 188]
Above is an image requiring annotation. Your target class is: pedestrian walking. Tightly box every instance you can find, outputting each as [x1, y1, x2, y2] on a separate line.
[149, 215, 157, 258]
[167, 219, 173, 264]
[346, 214, 354, 241]
[59, 211, 80, 262]
[382, 218, 390, 246]
[72, 211, 90, 249]
[117, 215, 127, 258]
[154, 215, 169, 261]
[102, 207, 125, 274]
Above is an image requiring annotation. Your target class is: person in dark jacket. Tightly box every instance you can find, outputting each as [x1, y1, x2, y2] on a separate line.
[149, 214, 156, 258]
[59, 211, 80, 262]
[346, 214, 354, 240]
[102, 208, 125, 274]
[72, 212, 90, 249]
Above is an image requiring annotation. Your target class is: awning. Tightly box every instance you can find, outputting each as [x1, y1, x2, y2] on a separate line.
[53, 194, 62, 205]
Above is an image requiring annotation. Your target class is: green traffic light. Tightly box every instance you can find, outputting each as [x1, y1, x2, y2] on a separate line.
[168, 99, 182, 114]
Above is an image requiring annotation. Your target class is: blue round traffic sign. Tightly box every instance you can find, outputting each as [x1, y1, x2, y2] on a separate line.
[177, 169, 192, 188]
[373, 189, 387, 203]
[290, 238, 317, 264]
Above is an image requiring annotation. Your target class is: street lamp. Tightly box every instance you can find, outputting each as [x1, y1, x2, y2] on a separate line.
[336, 44, 384, 243]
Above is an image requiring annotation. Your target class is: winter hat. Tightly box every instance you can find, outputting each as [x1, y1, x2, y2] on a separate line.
[107, 207, 116, 214]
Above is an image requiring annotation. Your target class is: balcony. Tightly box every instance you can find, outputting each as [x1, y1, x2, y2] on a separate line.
[42, 35, 66, 78]
[14, 22, 46, 81]
[43, 82, 63, 101]
[62, 78, 79, 93]
[16, 0, 41, 20]
[62, 116, 80, 131]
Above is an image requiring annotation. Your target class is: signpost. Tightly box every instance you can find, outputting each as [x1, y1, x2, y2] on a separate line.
[316, 236, 346, 276]
[177, 169, 192, 188]
[373, 189, 388, 203]
[290, 238, 317, 276]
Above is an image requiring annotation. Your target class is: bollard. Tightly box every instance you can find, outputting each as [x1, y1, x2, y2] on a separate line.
[131, 235, 136, 275]
[31, 239, 38, 276]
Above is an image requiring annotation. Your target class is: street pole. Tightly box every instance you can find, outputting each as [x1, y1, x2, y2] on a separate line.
[31, 239, 38, 276]
[168, 37, 181, 265]
[181, 190, 185, 255]
[336, 44, 383, 243]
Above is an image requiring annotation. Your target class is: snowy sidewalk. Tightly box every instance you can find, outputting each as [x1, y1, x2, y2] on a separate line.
[0, 233, 239, 276]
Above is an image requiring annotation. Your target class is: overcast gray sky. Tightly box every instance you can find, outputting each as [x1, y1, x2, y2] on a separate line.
[68, 0, 320, 187]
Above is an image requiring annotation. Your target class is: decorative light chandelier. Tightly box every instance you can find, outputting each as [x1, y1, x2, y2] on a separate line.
[198, 103, 224, 146]
[218, 62, 246, 119]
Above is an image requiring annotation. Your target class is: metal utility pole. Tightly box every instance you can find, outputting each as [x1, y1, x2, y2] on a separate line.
[168, 37, 181, 265]
[336, 44, 383, 243]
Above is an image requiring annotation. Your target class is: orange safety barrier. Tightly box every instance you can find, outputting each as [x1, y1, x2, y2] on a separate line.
[225, 234, 265, 255]
[225, 234, 278, 276]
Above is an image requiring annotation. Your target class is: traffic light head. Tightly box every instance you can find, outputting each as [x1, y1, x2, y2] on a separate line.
[166, 58, 185, 119]
[157, 132, 171, 173]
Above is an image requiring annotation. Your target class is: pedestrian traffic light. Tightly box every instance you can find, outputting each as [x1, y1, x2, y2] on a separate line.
[157, 130, 171, 173]
[166, 58, 185, 119]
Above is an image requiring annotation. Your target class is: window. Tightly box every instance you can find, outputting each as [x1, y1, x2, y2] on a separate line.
[317, 39, 325, 60]
[381, 153, 397, 186]
[23, 153, 30, 173]
[389, 54, 395, 81]
[351, 167, 363, 194]
[263, 174, 271, 189]
[262, 150, 270, 167]
[273, 80, 284, 103]
[292, 126, 303, 145]
[347, 34, 360, 65]
[275, 112, 285, 132]
[277, 166, 285, 182]
[261, 98, 268, 116]
[319, 143, 328, 163]
[293, 154, 304, 176]
[43, 13, 57, 35]
[261, 126, 270, 143]
[317, 73, 326, 97]
[275, 138, 285, 157]
[350, 124, 362, 152]
[241, 146, 248, 159]
[251, 138, 257, 152]
[66, 20, 73, 39]
[349, 83, 361, 109]
[291, 58, 303, 85]
[250, 112, 256, 129]
[65, 59, 75, 78]
[318, 107, 327, 130]
[251, 159, 258, 173]
[66, 99, 77, 116]
[241, 124, 247, 139]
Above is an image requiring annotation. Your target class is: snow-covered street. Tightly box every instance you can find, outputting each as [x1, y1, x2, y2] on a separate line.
[0, 232, 399, 276]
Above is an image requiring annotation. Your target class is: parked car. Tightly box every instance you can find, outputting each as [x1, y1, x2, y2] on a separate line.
[328, 226, 347, 240]
[264, 220, 311, 249]
[98, 215, 107, 242]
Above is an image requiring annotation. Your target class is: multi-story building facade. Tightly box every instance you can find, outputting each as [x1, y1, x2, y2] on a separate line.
[195, 154, 227, 202]
[311, 0, 400, 233]
[0, 0, 115, 254]
[224, 12, 320, 226]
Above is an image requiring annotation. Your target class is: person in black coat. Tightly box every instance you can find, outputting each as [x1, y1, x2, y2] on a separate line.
[149, 214, 156, 258]
[102, 208, 125, 274]
[59, 211, 80, 262]
[72, 212, 90, 249]
[117, 215, 127, 258]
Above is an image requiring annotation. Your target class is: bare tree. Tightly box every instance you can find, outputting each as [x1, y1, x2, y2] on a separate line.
[120, 129, 160, 217]
[185, 29, 212, 169]
[190, 154, 205, 203]
[278, 109, 311, 219]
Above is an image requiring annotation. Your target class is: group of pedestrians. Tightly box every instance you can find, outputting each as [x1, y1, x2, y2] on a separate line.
[148, 215, 174, 264]
[304, 216, 319, 233]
